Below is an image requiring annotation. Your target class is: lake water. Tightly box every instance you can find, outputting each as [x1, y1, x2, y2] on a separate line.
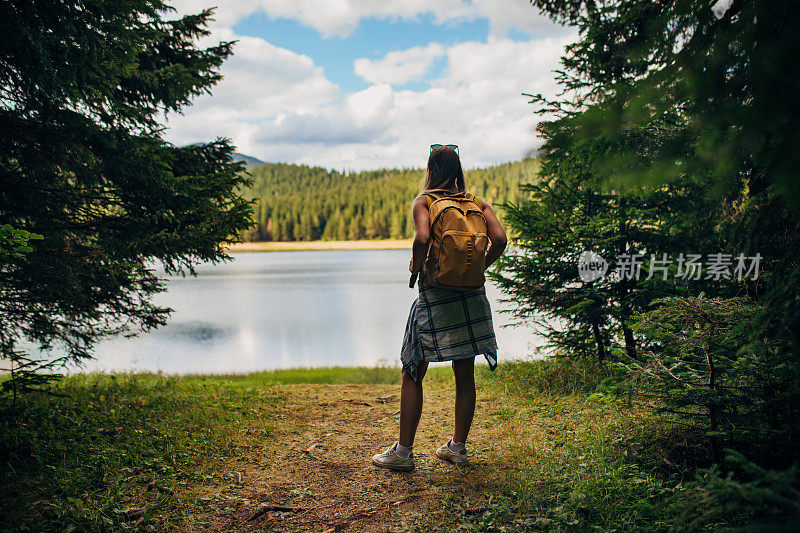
[73, 249, 544, 374]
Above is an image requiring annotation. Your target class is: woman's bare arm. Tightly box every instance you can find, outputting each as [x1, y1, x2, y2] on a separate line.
[480, 198, 508, 269]
[409, 195, 430, 273]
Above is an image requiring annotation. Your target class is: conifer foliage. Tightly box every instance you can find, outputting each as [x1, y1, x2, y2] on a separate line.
[492, 0, 800, 460]
[239, 159, 539, 242]
[0, 1, 253, 395]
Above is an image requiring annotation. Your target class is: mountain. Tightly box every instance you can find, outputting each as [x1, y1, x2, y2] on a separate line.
[231, 152, 266, 169]
[238, 159, 540, 242]
[184, 145, 266, 169]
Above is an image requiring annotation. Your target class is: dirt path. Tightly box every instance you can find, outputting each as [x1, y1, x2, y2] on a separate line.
[186, 380, 549, 532]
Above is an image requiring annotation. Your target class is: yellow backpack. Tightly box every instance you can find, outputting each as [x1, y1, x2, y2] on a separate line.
[422, 189, 489, 291]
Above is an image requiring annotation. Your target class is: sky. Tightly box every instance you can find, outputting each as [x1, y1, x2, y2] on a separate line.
[164, 1, 576, 171]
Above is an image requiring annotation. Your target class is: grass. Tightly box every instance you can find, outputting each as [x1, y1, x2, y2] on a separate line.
[1, 360, 794, 531]
[1, 374, 288, 530]
[182, 365, 405, 387]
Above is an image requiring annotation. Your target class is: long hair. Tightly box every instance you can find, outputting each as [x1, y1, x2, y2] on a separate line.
[422, 146, 465, 193]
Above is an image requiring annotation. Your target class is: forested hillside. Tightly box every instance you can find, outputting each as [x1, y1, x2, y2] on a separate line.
[238, 159, 539, 241]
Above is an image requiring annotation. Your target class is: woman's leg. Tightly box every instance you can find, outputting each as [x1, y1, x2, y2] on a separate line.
[452, 357, 476, 444]
[398, 361, 428, 448]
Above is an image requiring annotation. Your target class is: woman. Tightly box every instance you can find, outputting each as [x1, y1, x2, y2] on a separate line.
[372, 145, 508, 472]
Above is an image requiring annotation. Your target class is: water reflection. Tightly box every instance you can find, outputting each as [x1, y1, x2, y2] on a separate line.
[75, 249, 544, 374]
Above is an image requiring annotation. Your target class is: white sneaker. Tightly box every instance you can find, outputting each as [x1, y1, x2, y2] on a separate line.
[436, 440, 468, 464]
[372, 442, 415, 472]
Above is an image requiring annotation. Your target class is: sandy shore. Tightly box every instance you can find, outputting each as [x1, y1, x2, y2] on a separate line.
[226, 239, 413, 252]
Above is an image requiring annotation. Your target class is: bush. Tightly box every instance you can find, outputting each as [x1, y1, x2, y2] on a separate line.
[479, 356, 614, 397]
[667, 449, 800, 532]
[617, 296, 800, 464]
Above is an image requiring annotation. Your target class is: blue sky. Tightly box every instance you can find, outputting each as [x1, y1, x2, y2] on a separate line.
[165, 1, 574, 170]
[232, 12, 535, 94]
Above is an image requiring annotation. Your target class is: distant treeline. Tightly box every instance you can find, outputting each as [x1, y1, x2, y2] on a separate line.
[238, 159, 539, 242]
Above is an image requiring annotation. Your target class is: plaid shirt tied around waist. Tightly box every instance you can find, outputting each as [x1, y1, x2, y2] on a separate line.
[400, 276, 498, 383]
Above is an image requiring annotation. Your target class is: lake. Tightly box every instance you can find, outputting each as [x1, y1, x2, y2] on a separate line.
[72, 249, 544, 374]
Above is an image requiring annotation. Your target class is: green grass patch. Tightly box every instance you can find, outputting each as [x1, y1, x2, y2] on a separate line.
[2, 361, 795, 532]
[454, 406, 675, 531]
[186, 364, 403, 386]
[461, 358, 800, 532]
[478, 356, 613, 397]
[454, 371, 677, 531]
[0, 373, 284, 531]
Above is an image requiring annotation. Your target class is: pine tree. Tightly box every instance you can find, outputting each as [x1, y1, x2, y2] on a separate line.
[0, 0, 253, 394]
[504, 0, 800, 460]
[238, 159, 539, 242]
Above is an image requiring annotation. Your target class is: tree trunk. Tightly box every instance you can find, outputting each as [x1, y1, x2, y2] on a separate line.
[591, 321, 606, 363]
[706, 347, 720, 462]
[616, 196, 638, 361]
[622, 323, 637, 360]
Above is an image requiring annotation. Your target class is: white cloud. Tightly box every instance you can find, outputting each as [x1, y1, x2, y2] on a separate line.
[163, 27, 339, 155]
[162, 3, 577, 171]
[441, 36, 566, 92]
[469, 0, 562, 38]
[368, 36, 572, 169]
[253, 84, 395, 146]
[237, 33, 576, 171]
[354, 43, 445, 85]
[167, 0, 566, 39]
[711, 0, 734, 18]
[346, 83, 394, 123]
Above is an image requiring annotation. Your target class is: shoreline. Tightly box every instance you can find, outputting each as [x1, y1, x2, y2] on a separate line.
[226, 239, 413, 252]
[57, 359, 519, 378]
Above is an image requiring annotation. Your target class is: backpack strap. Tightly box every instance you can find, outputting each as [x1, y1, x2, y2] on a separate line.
[422, 191, 485, 215]
[422, 192, 438, 208]
[422, 188, 469, 208]
[454, 192, 484, 211]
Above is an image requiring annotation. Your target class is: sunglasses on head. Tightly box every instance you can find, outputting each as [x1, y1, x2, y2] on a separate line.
[430, 144, 459, 154]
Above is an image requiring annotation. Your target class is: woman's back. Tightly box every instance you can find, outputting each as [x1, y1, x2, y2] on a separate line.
[371, 144, 507, 473]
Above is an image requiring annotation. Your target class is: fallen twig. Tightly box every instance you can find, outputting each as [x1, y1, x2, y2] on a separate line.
[343, 398, 374, 407]
[379, 409, 401, 422]
[249, 503, 310, 521]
